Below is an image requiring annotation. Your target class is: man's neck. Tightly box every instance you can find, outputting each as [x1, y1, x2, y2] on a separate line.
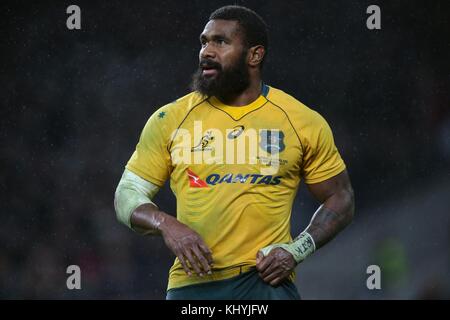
[216, 78, 262, 107]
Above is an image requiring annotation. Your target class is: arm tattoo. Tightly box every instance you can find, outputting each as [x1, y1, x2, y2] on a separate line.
[305, 204, 352, 249]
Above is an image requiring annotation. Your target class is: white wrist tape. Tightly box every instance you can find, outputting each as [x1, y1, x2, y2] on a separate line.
[114, 169, 160, 228]
[259, 231, 316, 264]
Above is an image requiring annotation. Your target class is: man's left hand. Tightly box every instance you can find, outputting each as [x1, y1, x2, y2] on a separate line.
[255, 248, 296, 286]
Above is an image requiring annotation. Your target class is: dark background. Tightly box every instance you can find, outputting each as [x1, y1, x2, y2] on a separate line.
[1, 0, 449, 299]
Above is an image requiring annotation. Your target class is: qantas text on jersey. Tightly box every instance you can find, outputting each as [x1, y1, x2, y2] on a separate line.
[187, 169, 282, 187]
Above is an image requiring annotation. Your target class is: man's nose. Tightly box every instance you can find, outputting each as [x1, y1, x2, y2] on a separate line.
[200, 43, 216, 59]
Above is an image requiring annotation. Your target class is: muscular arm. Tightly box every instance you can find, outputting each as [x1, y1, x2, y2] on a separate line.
[130, 202, 167, 236]
[130, 203, 213, 277]
[305, 169, 355, 249]
[114, 169, 213, 276]
[256, 169, 355, 286]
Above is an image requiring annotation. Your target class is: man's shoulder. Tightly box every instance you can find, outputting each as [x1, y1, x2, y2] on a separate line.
[159, 91, 207, 114]
[147, 91, 207, 127]
[266, 86, 322, 126]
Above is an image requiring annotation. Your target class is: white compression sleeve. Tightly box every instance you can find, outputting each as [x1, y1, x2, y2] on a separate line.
[114, 169, 160, 228]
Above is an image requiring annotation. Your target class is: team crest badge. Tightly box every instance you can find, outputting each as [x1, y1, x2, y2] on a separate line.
[260, 130, 285, 154]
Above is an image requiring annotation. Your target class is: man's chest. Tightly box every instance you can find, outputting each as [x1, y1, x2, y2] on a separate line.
[168, 108, 303, 179]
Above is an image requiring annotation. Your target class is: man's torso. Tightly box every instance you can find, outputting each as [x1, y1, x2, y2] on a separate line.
[126, 85, 346, 290]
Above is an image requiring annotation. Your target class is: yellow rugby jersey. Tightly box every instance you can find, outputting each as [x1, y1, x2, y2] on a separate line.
[126, 85, 346, 290]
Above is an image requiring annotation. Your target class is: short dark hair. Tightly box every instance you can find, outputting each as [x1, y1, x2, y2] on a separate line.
[209, 5, 268, 66]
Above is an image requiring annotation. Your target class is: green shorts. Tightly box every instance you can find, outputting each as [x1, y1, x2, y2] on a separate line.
[166, 268, 301, 300]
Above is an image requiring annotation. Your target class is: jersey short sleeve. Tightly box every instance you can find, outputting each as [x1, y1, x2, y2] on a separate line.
[126, 109, 171, 187]
[301, 111, 346, 184]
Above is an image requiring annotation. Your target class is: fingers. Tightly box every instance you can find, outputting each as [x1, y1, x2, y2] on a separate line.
[256, 251, 264, 264]
[191, 244, 212, 275]
[269, 276, 285, 287]
[257, 255, 281, 283]
[176, 241, 213, 276]
[259, 259, 279, 278]
[262, 267, 283, 283]
[256, 248, 294, 287]
[183, 247, 204, 276]
[198, 242, 214, 267]
[261, 265, 289, 287]
[176, 252, 192, 277]
[161, 221, 214, 277]
[256, 253, 274, 274]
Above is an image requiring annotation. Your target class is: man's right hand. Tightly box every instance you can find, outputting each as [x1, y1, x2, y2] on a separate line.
[160, 215, 213, 277]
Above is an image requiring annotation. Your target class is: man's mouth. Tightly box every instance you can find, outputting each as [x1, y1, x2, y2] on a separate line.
[200, 61, 221, 77]
[202, 67, 219, 77]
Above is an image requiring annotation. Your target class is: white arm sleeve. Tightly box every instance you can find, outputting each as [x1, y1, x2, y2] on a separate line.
[114, 168, 161, 229]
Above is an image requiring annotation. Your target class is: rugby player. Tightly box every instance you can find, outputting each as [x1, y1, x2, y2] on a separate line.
[114, 5, 355, 299]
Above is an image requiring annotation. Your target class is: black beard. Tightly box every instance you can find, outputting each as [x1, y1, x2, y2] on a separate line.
[190, 52, 250, 100]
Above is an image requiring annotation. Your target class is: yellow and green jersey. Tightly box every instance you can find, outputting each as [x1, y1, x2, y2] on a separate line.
[126, 84, 346, 290]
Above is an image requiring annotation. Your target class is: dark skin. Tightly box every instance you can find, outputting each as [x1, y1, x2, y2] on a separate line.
[128, 19, 355, 283]
[130, 19, 266, 277]
[255, 170, 355, 286]
[199, 19, 265, 106]
[131, 205, 213, 277]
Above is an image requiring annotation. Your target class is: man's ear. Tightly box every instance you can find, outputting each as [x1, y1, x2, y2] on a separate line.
[248, 45, 265, 67]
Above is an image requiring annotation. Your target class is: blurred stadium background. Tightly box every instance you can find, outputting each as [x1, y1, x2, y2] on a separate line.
[1, 0, 449, 299]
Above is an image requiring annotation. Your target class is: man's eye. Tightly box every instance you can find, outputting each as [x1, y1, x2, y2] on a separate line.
[214, 38, 227, 46]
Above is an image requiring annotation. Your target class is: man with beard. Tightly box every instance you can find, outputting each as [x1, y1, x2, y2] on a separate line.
[114, 5, 354, 299]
